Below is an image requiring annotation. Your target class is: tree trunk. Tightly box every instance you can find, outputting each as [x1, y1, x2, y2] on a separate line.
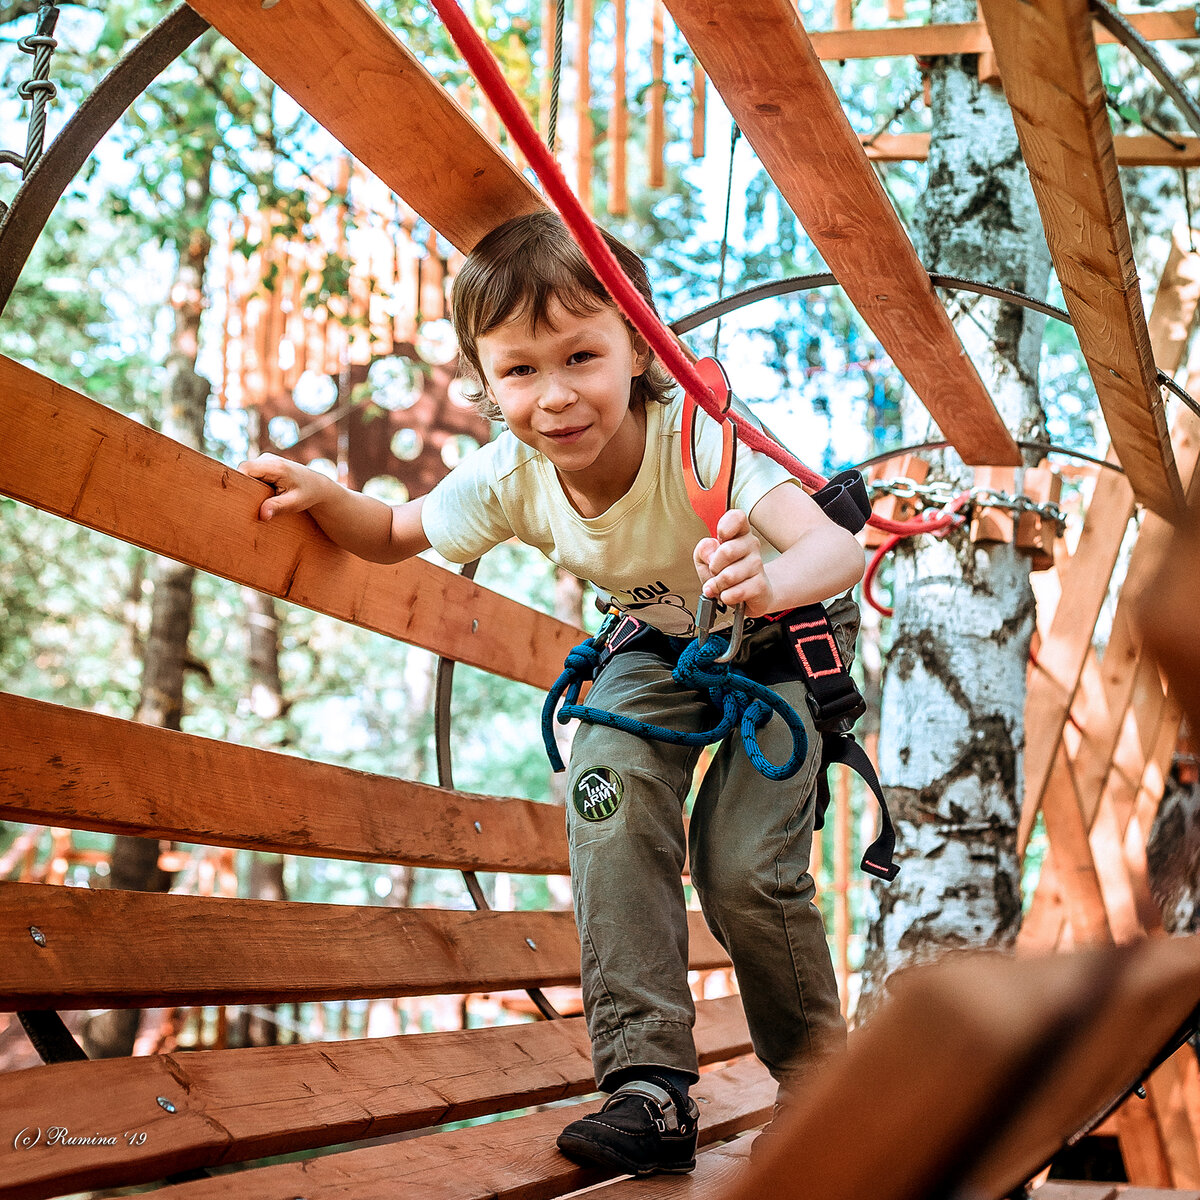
[83, 151, 214, 1061]
[857, 4, 1052, 1017]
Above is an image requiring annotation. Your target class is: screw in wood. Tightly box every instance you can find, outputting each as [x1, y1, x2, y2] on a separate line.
[525, 938, 538, 950]
[29, 926, 45, 947]
[156, 1097, 177, 1113]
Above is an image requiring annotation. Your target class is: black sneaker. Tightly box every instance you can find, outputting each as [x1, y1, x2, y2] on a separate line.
[557, 1076, 700, 1176]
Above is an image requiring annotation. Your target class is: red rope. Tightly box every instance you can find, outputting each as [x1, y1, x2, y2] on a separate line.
[862, 493, 972, 616]
[429, 0, 955, 537]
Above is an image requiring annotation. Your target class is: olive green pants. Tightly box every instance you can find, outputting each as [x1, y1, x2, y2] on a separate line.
[565, 623, 847, 1092]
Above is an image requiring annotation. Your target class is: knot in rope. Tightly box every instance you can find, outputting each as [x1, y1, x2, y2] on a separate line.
[541, 633, 809, 781]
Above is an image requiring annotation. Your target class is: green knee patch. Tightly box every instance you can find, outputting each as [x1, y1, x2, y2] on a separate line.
[572, 766, 624, 821]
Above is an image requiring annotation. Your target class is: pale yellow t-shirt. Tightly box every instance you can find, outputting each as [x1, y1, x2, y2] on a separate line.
[421, 393, 796, 636]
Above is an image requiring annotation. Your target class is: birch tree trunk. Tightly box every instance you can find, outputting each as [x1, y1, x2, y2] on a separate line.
[857, 4, 1052, 1016]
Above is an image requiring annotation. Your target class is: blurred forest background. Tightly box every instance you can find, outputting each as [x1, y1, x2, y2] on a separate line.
[2, 0, 1198, 1061]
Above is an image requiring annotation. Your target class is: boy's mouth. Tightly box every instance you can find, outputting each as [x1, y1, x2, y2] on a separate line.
[543, 425, 590, 443]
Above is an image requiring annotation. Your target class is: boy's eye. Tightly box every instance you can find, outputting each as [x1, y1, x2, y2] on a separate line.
[568, 351, 596, 365]
[505, 364, 534, 377]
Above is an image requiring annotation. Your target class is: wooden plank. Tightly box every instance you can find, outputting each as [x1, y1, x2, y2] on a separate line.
[0, 355, 581, 690]
[720, 936, 1200, 1200]
[808, 8, 1200, 60]
[0, 692, 570, 875]
[662, 0, 1021, 468]
[1020, 457, 1134, 853]
[0, 884, 729, 1009]
[864, 132, 1200, 168]
[147, 1056, 775, 1200]
[0, 996, 753, 1199]
[183, 0, 543, 252]
[1148, 228, 1200, 377]
[977, 0, 1183, 518]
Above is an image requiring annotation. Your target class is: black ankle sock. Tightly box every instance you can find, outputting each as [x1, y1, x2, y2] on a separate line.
[609, 1065, 694, 1099]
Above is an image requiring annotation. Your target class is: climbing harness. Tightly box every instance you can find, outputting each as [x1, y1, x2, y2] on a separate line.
[541, 627, 811, 783]
[539, 398, 901, 878]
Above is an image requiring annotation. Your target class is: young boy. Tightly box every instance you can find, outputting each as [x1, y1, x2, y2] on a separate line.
[242, 211, 865, 1177]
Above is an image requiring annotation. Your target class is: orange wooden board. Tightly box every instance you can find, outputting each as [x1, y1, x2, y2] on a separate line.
[0, 692, 570, 875]
[148, 1057, 775, 1200]
[864, 132, 1200, 169]
[977, 0, 1183, 517]
[184, 0, 544, 252]
[0, 355, 581, 690]
[0, 883, 729, 1009]
[0, 996, 752, 1199]
[808, 7, 1199, 60]
[662, 0, 1021, 468]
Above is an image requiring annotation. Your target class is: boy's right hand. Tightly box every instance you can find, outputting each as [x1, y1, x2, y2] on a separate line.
[240, 454, 330, 522]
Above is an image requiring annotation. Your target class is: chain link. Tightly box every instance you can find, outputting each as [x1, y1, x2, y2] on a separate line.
[871, 478, 1067, 532]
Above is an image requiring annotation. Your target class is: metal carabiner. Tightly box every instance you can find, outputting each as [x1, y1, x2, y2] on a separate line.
[682, 357, 744, 665]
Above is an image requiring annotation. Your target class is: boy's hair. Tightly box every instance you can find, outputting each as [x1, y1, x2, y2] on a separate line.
[451, 210, 675, 421]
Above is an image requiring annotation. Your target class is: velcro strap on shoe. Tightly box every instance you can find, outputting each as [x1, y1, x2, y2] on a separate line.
[604, 1080, 681, 1132]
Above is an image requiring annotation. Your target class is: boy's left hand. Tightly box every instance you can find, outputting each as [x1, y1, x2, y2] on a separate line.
[693, 509, 777, 618]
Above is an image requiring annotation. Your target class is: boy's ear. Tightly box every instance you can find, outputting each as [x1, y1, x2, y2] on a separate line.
[631, 333, 652, 376]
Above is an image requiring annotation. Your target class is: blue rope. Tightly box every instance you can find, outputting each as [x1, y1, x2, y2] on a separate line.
[541, 633, 809, 781]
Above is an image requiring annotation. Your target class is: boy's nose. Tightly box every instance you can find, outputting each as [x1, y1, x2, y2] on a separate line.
[541, 374, 576, 410]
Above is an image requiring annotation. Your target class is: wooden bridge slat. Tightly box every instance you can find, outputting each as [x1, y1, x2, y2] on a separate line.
[0, 692, 569, 875]
[0, 355, 581, 690]
[150, 1056, 774, 1200]
[184, 0, 543, 253]
[977, 0, 1184, 518]
[662, 0, 1021, 468]
[0, 884, 729, 1009]
[0, 996, 753, 1200]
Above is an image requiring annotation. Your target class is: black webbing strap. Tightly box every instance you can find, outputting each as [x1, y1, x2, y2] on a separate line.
[778, 600, 900, 882]
[810, 469, 872, 535]
[817, 733, 900, 881]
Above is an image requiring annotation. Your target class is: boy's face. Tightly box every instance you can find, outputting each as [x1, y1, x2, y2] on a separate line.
[475, 298, 651, 492]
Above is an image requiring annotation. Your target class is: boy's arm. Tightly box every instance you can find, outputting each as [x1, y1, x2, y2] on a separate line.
[241, 454, 431, 564]
[694, 480, 865, 616]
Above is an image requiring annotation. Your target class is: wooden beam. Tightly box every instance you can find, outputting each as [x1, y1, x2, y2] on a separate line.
[184, 0, 544, 252]
[663, 0, 1021, 467]
[0, 356, 582, 690]
[0, 692, 571, 875]
[864, 132, 1200, 169]
[0, 884, 730, 1009]
[977, 0, 1184, 517]
[808, 8, 1200, 61]
[1020, 456, 1134, 854]
[721, 937, 1200, 1200]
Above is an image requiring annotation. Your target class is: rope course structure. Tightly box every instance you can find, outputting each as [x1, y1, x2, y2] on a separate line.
[4, 0, 1200, 1196]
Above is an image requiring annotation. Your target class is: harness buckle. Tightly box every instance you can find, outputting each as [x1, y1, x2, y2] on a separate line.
[806, 687, 867, 733]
